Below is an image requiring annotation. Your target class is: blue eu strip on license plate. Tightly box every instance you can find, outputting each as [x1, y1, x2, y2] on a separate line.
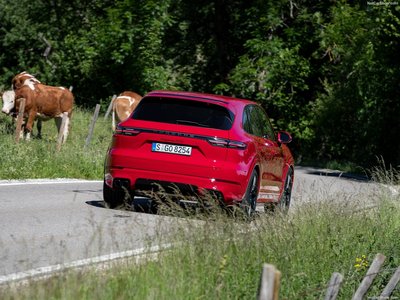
[152, 142, 192, 156]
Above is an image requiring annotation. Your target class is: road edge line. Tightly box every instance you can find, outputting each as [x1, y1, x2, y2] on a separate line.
[0, 243, 173, 285]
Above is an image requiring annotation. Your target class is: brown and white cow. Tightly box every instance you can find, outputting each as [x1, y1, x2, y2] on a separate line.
[12, 71, 41, 90]
[2, 72, 74, 142]
[112, 91, 142, 130]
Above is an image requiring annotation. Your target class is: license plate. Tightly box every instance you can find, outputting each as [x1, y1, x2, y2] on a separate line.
[152, 143, 192, 156]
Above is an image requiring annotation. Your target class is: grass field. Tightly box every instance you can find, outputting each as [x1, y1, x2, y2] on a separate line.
[0, 107, 399, 299]
[0, 107, 112, 180]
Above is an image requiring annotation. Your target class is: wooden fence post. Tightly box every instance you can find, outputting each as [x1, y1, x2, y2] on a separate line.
[15, 98, 26, 143]
[56, 112, 68, 151]
[352, 253, 386, 300]
[274, 269, 281, 300]
[257, 264, 281, 300]
[255, 254, 398, 299]
[380, 266, 400, 298]
[324, 272, 344, 300]
[104, 94, 116, 120]
[85, 104, 101, 149]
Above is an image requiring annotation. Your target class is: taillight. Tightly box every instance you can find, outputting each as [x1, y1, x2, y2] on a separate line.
[227, 140, 247, 149]
[115, 126, 140, 136]
[207, 137, 247, 149]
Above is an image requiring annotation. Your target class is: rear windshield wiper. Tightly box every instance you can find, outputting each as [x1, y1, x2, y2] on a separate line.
[176, 120, 210, 127]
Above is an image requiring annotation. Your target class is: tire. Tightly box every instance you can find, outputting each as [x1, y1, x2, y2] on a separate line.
[149, 199, 159, 214]
[103, 181, 125, 209]
[278, 168, 293, 211]
[241, 169, 259, 219]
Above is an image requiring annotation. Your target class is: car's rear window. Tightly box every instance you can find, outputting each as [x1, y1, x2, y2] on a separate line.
[132, 97, 234, 130]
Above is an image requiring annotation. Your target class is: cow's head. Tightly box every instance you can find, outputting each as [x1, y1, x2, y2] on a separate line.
[1, 90, 16, 115]
[12, 72, 41, 90]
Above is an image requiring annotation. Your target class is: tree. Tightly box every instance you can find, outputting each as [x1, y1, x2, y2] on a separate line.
[313, 2, 400, 167]
[213, 0, 331, 156]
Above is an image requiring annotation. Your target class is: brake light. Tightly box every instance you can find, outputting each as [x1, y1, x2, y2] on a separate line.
[207, 138, 229, 147]
[207, 137, 247, 149]
[115, 126, 140, 136]
[227, 140, 247, 149]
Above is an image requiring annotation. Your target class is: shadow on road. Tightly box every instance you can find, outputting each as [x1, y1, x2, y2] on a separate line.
[85, 200, 106, 208]
[73, 189, 102, 194]
[85, 197, 155, 214]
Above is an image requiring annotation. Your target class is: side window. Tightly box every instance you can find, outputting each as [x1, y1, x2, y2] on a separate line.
[242, 107, 252, 134]
[243, 105, 265, 137]
[249, 106, 264, 137]
[243, 105, 276, 140]
[255, 106, 276, 141]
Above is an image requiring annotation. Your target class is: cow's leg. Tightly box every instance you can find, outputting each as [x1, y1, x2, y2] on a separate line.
[55, 116, 62, 139]
[24, 111, 36, 141]
[36, 119, 42, 139]
[25, 131, 32, 141]
[62, 114, 70, 143]
[54, 114, 70, 143]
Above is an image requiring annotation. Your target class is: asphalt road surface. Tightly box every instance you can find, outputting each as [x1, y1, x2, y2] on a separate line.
[0, 167, 384, 283]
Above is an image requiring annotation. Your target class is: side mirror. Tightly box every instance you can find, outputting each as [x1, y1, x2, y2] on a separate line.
[277, 131, 292, 144]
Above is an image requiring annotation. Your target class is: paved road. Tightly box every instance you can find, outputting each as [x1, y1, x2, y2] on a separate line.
[0, 167, 383, 282]
[0, 180, 178, 279]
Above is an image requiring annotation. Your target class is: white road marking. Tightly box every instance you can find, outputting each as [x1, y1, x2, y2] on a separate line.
[0, 179, 103, 187]
[0, 243, 172, 285]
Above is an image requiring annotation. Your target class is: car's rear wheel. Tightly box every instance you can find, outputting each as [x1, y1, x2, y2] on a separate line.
[241, 169, 259, 219]
[103, 182, 125, 209]
[278, 168, 293, 211]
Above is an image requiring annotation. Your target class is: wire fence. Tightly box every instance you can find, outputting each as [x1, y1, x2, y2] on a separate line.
[257, 253, 400, 300]
[12, 94, 117, 150]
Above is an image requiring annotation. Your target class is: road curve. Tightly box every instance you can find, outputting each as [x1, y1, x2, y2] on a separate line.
[0, 167, 380, 282]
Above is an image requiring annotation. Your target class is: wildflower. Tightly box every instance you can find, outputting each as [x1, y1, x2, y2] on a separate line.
[354, 254, 369, 271]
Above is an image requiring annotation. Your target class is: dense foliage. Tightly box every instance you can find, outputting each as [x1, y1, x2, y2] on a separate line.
[0, 0, 399, 167]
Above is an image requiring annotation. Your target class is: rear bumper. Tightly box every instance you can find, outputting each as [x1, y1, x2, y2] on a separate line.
[105, 166, 246, 205]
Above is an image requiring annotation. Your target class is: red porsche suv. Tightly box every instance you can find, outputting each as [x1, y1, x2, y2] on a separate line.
[104, 90, 294, 215]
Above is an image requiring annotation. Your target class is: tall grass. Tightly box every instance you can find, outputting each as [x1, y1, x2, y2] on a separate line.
[0, 107, 112, 179]
[1, 190, 399, 299]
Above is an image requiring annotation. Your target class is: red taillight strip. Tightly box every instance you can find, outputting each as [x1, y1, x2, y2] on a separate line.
[207, 137, 247, 149]
[207, 138, 229, 147]
[227, 140, 247, 149]
[115, 127, 247, 149]
[115, 126, 141, 136]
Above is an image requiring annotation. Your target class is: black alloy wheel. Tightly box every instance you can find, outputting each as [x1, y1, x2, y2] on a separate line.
[242, 169, 259, 219]
[279, 168, 293, 211]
